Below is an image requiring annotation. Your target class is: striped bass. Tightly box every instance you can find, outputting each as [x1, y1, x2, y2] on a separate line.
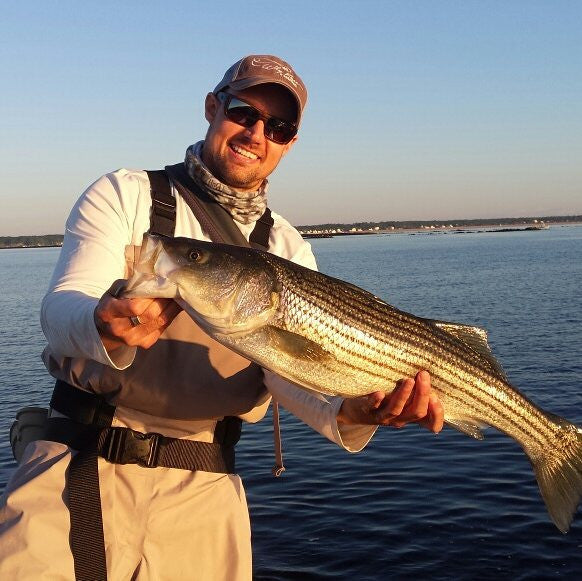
[125, 233, 582, 533]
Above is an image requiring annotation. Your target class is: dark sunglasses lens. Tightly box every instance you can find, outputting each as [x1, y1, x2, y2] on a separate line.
[265, 119, 296, 144]
[225, 99, 259, 127]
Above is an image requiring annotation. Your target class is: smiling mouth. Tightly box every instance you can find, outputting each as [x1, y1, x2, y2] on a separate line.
[230, 143, 260, 160]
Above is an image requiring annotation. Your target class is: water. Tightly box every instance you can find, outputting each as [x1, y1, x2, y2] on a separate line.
[1, 227, 582, 579]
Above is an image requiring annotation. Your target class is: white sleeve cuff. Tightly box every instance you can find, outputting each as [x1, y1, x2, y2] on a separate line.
[329, 396, 378, 452]
[41, 291, 136, 370]
[92, 324, 137, 370]
[264, 371, 376, 453]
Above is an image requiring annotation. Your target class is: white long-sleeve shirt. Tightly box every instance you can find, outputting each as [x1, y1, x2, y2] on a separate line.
[41, 168, 376, 451]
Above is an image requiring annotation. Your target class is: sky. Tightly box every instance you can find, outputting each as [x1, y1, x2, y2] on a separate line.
[1, 0, 581, 235]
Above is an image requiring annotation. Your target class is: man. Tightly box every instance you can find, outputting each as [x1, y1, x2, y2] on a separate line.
[0, 55, 443, 580]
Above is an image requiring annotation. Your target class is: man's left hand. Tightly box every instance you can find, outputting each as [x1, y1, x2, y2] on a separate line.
[336, 370, 444, 433]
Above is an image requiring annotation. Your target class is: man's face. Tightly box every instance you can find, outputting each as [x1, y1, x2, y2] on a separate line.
[202, 84, 298, 191]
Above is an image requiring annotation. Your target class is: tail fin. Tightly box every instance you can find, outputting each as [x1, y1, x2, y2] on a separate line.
[529, 418, 582, 533]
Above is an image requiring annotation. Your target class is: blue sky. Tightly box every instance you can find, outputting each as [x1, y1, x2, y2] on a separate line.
[1, 1, 581, 235]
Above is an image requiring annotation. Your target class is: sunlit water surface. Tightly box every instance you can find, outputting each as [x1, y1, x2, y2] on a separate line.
[1, 226, 581, 579]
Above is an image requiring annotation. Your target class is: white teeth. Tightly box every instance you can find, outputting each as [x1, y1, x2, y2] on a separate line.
[231, 144, 258, 160]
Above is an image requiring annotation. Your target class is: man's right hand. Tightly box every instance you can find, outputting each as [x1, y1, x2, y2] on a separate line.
[94, 279, 183, 353]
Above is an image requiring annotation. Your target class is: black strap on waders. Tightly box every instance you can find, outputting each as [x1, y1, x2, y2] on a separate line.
[50, 381, 239, 472]
[52, 379, 240, 581]
[62, 163, 272, 580]
[51, 381, 241, 469]
[159, 162, 274, 250]
[57, 389, 114, 581]
[149, 164, 284, 477]
[148, 169, 177, 237]
[67, 436, 108, 580]
[146, 163, 278, 468]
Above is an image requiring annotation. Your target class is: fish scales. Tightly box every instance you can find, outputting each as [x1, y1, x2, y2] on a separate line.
[259, 254, 562, 455]
[290, 292, 552, 446]
[274, 260, 509, 392]
[274, 260, 506, 382]
[275, 261, 554, 449]
[124, 234, 582, 533]
[266, 261, 542, 427]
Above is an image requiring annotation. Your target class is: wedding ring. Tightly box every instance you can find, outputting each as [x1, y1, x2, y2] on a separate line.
[129, 315, 143, 327]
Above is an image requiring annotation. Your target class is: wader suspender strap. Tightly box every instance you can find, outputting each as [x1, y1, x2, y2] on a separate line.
[147, 165, 285, 476]
[148, 169, 177, 237]
[53, 377, 238, 581]
[57, 165, 271, 581]
[250, 208, 275, 250]
[63, 395, 114, 581]
[147, 163, 274, 249]
[162, 162, 275, 249]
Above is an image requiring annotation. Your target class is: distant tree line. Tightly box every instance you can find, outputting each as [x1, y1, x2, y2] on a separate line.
[297, 215, 582, 232]
[0, 235, 64, 248]
[1, 215, 581, 247]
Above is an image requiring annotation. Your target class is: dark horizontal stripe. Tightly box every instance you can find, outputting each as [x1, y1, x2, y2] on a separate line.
[280, 271, 506, 381]
[264, 254, 554, 449]
[283, 286, 503, 384]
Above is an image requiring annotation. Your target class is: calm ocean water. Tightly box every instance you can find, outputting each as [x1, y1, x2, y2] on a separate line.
[1, 226, 582, 579]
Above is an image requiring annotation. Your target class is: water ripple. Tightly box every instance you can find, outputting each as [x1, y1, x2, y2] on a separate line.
[2, 230, 582, 578]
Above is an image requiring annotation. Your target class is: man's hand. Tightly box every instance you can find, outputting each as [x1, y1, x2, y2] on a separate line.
[94, 280, 182, 353]
[336, 370, 444, 433]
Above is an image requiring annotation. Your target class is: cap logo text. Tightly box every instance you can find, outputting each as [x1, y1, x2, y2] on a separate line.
[251, 57, 301, 89]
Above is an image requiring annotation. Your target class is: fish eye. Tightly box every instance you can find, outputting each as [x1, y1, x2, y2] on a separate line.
[188, 249, 202, 262]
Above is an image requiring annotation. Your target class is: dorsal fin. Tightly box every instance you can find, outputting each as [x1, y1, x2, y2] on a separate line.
[432, 320, 509, 382]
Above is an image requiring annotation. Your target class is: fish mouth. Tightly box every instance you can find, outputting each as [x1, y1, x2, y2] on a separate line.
[132, 234, 165, 275]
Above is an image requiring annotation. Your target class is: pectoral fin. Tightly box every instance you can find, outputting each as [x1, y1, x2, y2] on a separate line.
[265, 326, 334, 363]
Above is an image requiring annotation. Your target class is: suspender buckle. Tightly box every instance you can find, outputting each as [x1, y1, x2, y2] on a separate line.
[102, 427, 162, 468]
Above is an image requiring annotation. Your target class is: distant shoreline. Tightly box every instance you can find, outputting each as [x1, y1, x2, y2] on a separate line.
[0, 244, 64, 250]
[298, 217, 582, 238]
[301, 225, 556, 238]
[1, 216, 581, 248]
[0, 234, 64, 250]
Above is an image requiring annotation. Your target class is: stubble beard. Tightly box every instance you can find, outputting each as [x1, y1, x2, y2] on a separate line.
[212, 152, 264, 192]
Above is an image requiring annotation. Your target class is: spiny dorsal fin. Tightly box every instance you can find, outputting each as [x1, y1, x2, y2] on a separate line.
[432, 320, 509, 382]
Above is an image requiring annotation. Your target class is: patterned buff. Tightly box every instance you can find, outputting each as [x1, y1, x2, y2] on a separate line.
[184, 142, 268, 224]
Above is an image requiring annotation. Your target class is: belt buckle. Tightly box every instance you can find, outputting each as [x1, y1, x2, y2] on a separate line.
[103, 428, 161, 468]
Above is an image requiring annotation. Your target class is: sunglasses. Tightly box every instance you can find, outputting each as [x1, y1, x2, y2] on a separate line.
[216, 92, 298, 145]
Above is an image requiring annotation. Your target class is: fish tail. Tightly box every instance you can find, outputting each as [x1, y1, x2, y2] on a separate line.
[529, 417, 582, 533]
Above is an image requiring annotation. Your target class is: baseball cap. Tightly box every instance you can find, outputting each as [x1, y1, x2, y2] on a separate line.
[214, 55, 307, 124]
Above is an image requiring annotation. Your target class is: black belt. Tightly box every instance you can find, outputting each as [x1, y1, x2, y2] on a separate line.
[49, 380, 242, 581]
[45, 418, 237, 472]
[49, 380, 241, 468]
